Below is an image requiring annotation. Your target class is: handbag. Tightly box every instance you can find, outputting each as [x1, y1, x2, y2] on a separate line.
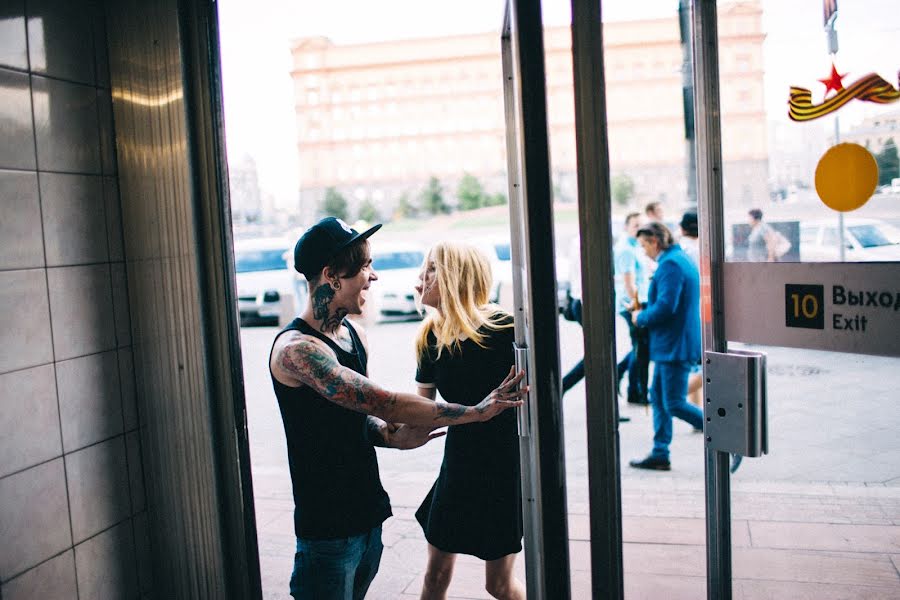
[769, 229, 792, 259]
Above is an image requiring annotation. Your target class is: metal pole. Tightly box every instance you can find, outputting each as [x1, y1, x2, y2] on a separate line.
[836, 116, 845, 261]
[680, 0, 698, 206]
[570, 0, 624, 597]
[501, 8, 544, 599]
[825, 12, 846, 261]
[690, 1, 733, 598]
[502, 1, 572, 597]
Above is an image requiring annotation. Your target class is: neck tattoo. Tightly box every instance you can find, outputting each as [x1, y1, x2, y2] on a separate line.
[312, 283, 348, 333]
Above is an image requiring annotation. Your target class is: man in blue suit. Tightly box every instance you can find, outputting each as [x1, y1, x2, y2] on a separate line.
[629, 222, 704, 470]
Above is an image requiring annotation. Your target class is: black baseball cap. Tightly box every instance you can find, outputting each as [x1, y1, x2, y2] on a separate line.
[679, 210, 698, 231]
[293, 217, 382, 279]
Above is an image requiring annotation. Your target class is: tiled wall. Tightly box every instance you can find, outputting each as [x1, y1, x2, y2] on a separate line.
[0, 1, 151, 598]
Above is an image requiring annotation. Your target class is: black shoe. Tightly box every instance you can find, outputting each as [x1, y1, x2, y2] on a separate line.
[629, 455, 671, 471]
[627, 395, 649, 406]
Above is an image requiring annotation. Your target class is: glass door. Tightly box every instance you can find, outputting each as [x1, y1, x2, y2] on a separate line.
[695, 1, 900, 598]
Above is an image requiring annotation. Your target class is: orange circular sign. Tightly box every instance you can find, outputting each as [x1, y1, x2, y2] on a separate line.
[814, 143, 878, 212]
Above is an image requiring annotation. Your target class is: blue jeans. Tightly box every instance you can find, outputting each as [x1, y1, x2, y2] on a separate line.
[649, 361, 704, 460]
[290, 526, 383, 600]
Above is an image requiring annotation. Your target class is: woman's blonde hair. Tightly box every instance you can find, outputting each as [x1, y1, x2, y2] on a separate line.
[414, 242, 513, 364]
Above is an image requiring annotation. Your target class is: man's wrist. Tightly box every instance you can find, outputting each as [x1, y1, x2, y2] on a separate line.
[366, 417, 389, 447]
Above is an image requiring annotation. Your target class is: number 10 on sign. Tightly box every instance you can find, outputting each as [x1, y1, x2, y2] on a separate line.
[785, 284, 824, 329]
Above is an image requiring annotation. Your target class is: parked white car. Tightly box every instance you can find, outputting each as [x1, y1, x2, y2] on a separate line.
[475, 237, 571, 314]
[370, 243, 426, 321]
[799, 218, 900, 262]
[233, 237, 297, 326]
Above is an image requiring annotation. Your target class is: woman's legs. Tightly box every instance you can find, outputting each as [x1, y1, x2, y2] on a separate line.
[484, 553, 524, 600]
[420, 544, 456, 600]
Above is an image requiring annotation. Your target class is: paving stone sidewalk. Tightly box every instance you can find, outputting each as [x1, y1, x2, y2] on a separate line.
[243, 322, 900, 599]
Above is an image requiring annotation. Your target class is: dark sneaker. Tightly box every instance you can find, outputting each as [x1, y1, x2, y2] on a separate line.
[629, 455, 671, 471]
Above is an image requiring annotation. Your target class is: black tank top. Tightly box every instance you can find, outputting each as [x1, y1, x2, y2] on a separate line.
[270, 317, 391, 539]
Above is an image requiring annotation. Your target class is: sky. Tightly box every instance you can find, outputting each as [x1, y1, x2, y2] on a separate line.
[216, 0, 900, 212]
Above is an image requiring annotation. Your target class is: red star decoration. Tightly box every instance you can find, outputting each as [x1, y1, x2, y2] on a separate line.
[819, 63, 847, 96]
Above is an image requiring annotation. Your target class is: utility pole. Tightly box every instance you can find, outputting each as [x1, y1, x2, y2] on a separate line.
[824, 1, 847, 261]
[680, 0, 697, 206]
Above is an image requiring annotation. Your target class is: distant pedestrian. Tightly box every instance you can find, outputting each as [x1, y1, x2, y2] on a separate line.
[614, 213, 650, 405]
[645, 201, 665, 224]
[629, 222, 703, 471]
[560, 233, 632, 422]
[413, 242, 525, 600]
[746, 208, 777, 262]
[678, 211, 703, 410]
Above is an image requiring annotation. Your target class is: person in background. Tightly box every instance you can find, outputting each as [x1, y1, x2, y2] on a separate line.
[678, 213, 744, 472]
[629, 222, 703, 471]
[645, 201, 665, 224]
[560, 233, 584, 393]
[678, 211, 703, 410]
[614, 213, 650, 406]
[746, 208, 776, 262]
[269, 218, 526, 600]
[413, 242, 525, 600]
[560, 233, 632, 421]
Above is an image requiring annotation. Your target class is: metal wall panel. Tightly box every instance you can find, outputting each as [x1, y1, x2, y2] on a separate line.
[105, 0, 258, 597]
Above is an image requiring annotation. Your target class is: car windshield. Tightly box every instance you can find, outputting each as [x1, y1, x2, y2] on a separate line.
[235, 249, 287, 273]
[848, 225, 899, 248]
[372, 251, 424, 270]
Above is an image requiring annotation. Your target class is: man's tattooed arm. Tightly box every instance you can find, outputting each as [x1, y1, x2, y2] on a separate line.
[311, 283, 347, 333]
[277, 337, 524, 426]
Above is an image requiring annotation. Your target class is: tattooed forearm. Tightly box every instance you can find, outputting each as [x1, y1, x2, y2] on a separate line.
[280, 339, 398, 414]
[435, 402, 467, 420]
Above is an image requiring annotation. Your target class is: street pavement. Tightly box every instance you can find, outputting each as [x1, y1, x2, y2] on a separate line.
[243, 316, 900, 599]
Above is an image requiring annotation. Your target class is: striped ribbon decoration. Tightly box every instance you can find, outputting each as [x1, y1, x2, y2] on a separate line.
[788, 72, 900, 122]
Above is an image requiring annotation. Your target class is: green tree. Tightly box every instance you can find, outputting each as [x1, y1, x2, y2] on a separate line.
[484, 192, 507, 207]
[357, 198, 380, 223]
[611, 173, 635, 206]
[420, 176, 451, 215]
[321, 187, 349, 221]
[456, 173, 486, 211]
[394, 193, 418, 219]
[876, 138, 899, 186]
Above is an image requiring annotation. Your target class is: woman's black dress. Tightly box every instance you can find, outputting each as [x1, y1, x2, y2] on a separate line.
[414, 317, 522, 561]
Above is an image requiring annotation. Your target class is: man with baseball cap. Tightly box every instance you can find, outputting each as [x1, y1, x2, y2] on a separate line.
[269, 216, 527, 599]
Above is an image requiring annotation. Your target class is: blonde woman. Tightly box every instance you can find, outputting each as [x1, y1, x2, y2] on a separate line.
[413, 242, 524, 600]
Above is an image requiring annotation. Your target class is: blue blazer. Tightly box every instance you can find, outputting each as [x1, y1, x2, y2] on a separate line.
[634, 244, 701, 363]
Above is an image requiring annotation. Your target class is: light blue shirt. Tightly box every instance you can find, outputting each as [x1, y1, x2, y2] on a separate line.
[613, 236, 648, 311]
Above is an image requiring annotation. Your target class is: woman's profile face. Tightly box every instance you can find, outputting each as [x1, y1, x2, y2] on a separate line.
[415, 257, 441, 309]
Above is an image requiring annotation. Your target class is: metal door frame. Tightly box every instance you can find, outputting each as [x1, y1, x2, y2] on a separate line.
[692, 1, 735, 598]
[502, 0, 625, 598]
[501, 1, 572, 598]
